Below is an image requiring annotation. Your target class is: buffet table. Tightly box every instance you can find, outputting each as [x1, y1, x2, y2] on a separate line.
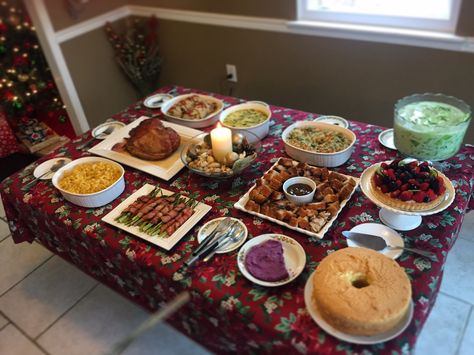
[1, 86, 473, 354]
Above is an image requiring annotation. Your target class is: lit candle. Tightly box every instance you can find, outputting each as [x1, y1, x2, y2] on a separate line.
[210, 123, 233, 163]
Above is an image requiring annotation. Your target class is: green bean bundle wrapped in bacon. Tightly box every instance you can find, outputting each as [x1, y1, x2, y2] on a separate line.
[115, 186, 197, 237]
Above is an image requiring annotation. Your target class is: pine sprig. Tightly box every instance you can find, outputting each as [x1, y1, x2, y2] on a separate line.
[104, 16, 162, 96]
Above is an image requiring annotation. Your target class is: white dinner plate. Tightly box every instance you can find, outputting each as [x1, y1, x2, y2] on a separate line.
[197, 217, 248, 254]
[378, 129, 396, 150]
[237, 234, 306, 287]
[102, 184, 212, 251]
[347, 223, 404, 259]
[304, 270, 414, 344]
[143, 94, 173, 109]
[33, 158, 72, 180]
[92, 121, 126, 139]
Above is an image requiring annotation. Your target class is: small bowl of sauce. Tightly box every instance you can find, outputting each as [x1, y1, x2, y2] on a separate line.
[283, 177, 316, 205]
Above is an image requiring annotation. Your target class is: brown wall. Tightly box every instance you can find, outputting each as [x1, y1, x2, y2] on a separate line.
[44, 0, 295, 32]
[132, 0, 295, 19]
[60, 19, 138, 125]
[47, 1, 474, 143]
[44, 0, 128, 31]
[456, 1, 474, 36]
[60, 18, 474, 142]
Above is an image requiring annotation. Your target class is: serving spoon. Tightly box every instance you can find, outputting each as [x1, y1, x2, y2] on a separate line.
[342, 231, 437, 260]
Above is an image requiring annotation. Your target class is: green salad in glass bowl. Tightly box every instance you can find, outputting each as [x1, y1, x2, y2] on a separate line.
[394, 93, 471, 161]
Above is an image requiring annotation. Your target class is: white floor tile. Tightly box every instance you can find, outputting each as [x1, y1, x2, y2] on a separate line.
[414, 293, 471, 355]
[0, 219, 10, 241]
[0, 198, 5, 218]
[0, 256, 97, 338]
[38, 285, 149, 355]
[0, 324, 45, 355]
[122, 323, 211, 355]
[458, 308, 474, 355]
[459, 210, 474, 243]
[0, 312, 8, 329]
[441, 238, 474, 304]
[0, 238, 52, 296]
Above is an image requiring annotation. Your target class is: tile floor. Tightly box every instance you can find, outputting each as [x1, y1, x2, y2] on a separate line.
[0, 198, 472, 355]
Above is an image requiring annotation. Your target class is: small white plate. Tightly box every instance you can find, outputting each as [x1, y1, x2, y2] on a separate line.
[313, 115, 349, 128]
[237, 234, 306, 287]
[33, 158, 72, 180]
[347, 223, 404, 259]
[143, 94, 173, 108]
[378, 129, 396, 150]
[304, 270, 414, 345]
[197, 217, 248, 254]
[92, 121, 126, 139]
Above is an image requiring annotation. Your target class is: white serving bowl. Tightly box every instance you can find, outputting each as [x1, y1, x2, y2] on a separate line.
[282, 121, 356, 167]
[219, 102, 271, 143]
[161, 93, 224, 128]
[52, 157, 125, 208]
[283, 177, 316, 205]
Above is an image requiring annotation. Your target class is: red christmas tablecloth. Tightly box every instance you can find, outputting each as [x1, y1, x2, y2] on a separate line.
[0, 111, 19, 158]
[1, 86, 473, 354]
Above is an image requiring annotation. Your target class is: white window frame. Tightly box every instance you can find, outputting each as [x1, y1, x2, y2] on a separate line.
[297, 0, 463, 33]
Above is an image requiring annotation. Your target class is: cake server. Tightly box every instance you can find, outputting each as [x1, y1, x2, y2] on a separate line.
[342, 231, 437, 260]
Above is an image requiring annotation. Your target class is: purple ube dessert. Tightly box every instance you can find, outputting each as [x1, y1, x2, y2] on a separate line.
[245, 239, 289, 282]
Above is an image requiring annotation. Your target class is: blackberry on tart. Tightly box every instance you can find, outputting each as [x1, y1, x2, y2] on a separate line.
[371, 160, 446, 211]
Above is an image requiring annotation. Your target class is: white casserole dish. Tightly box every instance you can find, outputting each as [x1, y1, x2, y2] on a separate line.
[52, 157, 125, 208]
[219, 102, 271, 143]
[282, 121, 356, 167]
[161, 93, 224, 128]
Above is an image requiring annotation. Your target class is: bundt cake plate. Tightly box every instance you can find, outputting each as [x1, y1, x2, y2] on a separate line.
[359, 161, 455, 231]
[304, 262, 414, 345]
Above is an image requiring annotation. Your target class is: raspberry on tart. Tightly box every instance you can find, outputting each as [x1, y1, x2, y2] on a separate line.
[371, 160, 446, 211]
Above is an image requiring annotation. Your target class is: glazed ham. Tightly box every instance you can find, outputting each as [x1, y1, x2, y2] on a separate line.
[125, 119, 180, 160]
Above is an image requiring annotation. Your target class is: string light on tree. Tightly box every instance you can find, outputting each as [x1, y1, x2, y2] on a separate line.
[0, 0, 75, 138]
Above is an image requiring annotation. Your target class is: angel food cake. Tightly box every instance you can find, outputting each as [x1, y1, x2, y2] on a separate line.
[371, 160, 446, 211]
[312, 247, 411, 336]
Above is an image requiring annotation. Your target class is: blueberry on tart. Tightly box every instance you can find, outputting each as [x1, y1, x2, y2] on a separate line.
[371, 160, 446, 211]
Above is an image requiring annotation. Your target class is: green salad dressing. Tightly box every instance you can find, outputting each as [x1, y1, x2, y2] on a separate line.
[223, 109, 267, 128]
[394, 101, 470, 161]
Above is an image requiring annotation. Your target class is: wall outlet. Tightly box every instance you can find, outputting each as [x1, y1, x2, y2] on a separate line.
[226, 64, 238, 82]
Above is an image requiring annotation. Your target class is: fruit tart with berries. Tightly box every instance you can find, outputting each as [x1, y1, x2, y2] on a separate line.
[371, 160, 447, 211]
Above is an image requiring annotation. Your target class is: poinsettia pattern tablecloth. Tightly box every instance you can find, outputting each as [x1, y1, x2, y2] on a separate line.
[1, 86, 473, 355]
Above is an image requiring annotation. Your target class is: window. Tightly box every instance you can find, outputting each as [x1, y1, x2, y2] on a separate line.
[298, 0, 462, 32]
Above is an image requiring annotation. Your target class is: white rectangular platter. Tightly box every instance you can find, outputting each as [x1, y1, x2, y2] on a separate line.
[89, 116, 202, 181]
[102, 184, 211, 250]
[234, 159, 360, 239]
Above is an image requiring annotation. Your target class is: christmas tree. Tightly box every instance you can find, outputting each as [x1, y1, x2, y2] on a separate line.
[0, 0, 75, 139]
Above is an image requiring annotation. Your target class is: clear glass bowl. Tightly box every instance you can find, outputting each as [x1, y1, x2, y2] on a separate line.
[181, 131, 261, 179]
[394, 93, 471, 161]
